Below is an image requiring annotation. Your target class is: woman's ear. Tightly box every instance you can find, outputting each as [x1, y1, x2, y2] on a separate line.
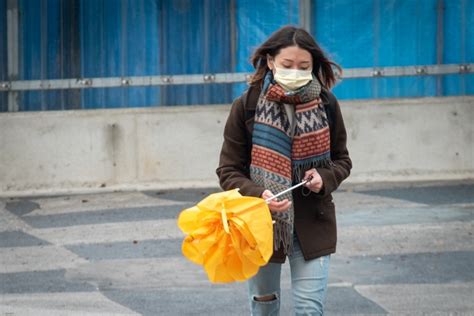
[266, 55, 273, 71]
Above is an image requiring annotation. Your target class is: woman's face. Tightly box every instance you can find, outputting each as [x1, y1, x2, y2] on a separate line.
[267, 45, 313, 72]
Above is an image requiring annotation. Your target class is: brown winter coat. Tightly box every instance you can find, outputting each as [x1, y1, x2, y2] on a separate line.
[216, 84, 352, 263]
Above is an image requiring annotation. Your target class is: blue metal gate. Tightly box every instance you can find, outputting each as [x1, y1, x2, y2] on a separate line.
[0, 0, 472, 111]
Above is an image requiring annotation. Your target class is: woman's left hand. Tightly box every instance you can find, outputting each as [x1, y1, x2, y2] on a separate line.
[303, 168, 324, 193]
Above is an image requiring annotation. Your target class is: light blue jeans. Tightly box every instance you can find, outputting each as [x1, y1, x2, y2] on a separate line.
[248, 235, 330, 316]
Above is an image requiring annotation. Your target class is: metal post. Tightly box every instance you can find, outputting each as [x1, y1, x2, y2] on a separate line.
[299, 0, 311, 32]
[6, 0, 19, 112]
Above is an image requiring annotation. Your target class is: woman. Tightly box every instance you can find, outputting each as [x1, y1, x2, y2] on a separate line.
[216, 25, 352, 315]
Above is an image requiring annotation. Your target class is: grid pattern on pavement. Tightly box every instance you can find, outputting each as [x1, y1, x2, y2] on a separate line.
[1, 184, 473, 315]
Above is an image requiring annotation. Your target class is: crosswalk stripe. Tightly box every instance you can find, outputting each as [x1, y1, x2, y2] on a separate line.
[29, 219, 182, 246]
[338, 220, 474, 256]
[0, 292, 139, 315]
[355, 282, 474, 313]
[24, 197, 186, 217]
[0, 246, 88, 273]
[28, 218, 474, 257]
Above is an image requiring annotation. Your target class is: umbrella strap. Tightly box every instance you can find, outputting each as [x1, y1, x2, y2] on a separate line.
[221, 202, 230, 234]
[264, 175, 313, 203]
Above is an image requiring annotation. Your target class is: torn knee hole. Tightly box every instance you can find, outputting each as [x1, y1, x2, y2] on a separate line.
[253, 294, 277, 302]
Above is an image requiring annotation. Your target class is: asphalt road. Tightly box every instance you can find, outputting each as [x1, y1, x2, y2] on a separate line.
[1, 181, 473, 315]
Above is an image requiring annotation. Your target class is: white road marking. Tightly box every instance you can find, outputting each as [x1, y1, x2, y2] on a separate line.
[338, 220, 474, 256]
[355, 282, 474, 313]
[0, 246, 88, 273]
[0, 292, 139, 315]
[24, 192, 186, 216]
[30, 219, 183, 246]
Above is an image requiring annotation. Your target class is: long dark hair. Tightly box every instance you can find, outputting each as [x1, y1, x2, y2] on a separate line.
[249, 25, 341, 89]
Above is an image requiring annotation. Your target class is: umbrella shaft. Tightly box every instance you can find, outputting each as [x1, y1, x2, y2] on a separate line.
[264, 176, 313, 203]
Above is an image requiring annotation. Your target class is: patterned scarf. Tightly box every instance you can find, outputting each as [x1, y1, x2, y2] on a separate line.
[250, 72, 332, 254]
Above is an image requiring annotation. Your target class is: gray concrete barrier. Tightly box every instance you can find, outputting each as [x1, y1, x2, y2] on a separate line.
[1, 96, 473, 197]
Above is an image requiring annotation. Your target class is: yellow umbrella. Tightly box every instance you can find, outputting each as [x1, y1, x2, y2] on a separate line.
[177, 189, 272, 283]
[177, 177, 313, 283]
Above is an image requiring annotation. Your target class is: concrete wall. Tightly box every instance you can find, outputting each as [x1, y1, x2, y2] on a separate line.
[1, 96, 473, 197]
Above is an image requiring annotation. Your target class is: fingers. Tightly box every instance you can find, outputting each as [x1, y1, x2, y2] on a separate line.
[304, 169, 317, 185]
[303, 169, 324, 193]
[261, 190, 274, 200]
[269, 198, 289, 208]
[304, 170, 317, 186]
[262, 190, 291, 212]
[269, 199, 292, 212]
[261, 190, 292, 212]
[304, 168, 316, 178]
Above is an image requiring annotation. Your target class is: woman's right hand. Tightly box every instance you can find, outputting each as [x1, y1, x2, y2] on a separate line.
[261, 190, 292, 212]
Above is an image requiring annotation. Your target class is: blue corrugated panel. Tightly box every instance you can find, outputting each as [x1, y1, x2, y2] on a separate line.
[20, 0, 60, 111]
[159, 0, 232, 106]
[374, 0, 438, 98]
[61, 0, 81, 110]
[233, 0, 300, 99]
[3, 0, 472, 112]
[80, 0, 233, 108]
[313, 0, 375, 99]
[125, 0, 160, 107]
[79, 0, 131, 109]
[466, 0, 474, 95]
[443, 0, 474, 96]
[80, 0, 156, 109]
[18, 0, 81, 111]
[0, 0, 6, 112]
[314, 0, 439, 99]
[19, 0, 44, 110]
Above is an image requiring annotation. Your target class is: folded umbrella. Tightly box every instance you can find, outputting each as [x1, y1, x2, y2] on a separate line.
[177, 177, 312, 283]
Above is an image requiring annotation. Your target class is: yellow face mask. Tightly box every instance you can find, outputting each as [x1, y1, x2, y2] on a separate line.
[273, 66, 313, 91]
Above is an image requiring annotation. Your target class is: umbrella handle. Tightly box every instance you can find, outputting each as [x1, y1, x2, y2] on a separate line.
[264, 175, 314, 203]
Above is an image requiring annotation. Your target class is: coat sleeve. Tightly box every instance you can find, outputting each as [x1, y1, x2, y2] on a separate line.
[316, 93, 352, 197]
[216, 97, 266, 198]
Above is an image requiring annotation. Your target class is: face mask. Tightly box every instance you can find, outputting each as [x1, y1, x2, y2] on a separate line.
[273, 66, 313, 91]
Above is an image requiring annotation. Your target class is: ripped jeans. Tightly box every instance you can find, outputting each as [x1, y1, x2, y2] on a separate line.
[247, 235, 330, 316]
